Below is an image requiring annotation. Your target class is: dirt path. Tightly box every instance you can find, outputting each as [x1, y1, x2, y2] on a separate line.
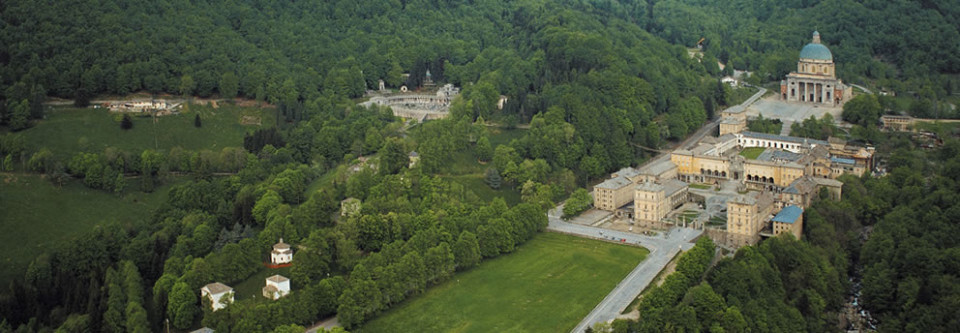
[305, 316, 340, 333]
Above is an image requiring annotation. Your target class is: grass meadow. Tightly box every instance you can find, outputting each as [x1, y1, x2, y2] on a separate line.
[0, 102, 268, 285]
[361, 232, 649, 333]
[0, 174, 174, 285]
[27, 103, 273, 157]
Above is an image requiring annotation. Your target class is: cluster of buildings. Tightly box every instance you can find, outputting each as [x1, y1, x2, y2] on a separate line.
[364, 83, 460, 121]
[200, 239, 295, 311]
[594, 127, 866, 248]
[593, 31, 873, 248]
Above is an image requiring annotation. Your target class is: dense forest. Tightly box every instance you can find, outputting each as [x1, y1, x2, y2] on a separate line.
[0, 0, 715, 331]
[2, 0, 960, 332]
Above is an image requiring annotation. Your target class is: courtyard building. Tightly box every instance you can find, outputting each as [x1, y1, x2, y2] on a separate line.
[634, 179, 689, 227]
[726, 192, 775, 248]
[593, 175, 634, 211]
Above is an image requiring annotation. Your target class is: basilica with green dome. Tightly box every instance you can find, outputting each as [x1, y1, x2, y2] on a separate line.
[780, 31, 852, 105]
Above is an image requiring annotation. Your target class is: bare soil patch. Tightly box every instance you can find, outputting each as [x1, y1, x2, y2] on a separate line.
[241, 115, 262, 125]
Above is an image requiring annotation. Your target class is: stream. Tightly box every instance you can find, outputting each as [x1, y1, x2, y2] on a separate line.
[841, 226, 877, 332]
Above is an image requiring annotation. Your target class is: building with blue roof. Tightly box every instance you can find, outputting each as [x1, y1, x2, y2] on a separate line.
[780, 31, 852, 106]
[771, 205, 804, 239]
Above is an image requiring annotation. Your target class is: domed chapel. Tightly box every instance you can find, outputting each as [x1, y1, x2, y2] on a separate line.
[780, 31, 852, 105]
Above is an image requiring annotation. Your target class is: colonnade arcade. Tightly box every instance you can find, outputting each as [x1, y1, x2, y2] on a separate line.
[787, 80, 834, 104]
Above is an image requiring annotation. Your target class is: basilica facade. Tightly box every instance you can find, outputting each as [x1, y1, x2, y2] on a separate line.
[780, 31, 852, 105]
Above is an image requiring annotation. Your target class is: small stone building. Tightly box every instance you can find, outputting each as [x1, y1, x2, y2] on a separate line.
[271, 238, 293, 265]
[408, 151, 420, 168]
[201, 282, 234, 311]
[262, 275, 291, 300]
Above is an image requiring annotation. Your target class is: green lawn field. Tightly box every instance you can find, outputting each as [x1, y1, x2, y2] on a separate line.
[361, 232, 649, 333]
[25, 103, 272, 157]
[0, 174, 175, 285]
[739, 147, 766, 159]
[689, 183, 712, 190]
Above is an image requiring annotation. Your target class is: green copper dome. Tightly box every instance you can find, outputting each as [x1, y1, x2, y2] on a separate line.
[800, 43, 833, 60]
[799, 31, 832, 60]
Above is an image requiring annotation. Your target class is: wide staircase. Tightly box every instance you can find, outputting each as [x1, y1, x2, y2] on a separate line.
[780, 120, 793, 136]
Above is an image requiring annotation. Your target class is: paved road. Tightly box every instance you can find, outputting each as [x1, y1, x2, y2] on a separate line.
[547, 207, 702, 333]
[849, 84, 873, 95]
[739, 85, 768, 107]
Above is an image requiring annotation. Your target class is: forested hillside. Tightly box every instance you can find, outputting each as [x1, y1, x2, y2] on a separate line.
[638, 0, 960, 89]
[0, 0, 717, 332]
[2, 0, 960, 332]
[1, 0, 729, 180]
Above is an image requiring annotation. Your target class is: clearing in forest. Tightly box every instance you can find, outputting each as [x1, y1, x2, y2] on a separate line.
[23, 103, 273, 157]
[0, 174, 174, 286]
[361, 232, 649, 333]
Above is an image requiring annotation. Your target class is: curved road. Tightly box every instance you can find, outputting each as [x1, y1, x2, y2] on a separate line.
[547, 207, 702, 333]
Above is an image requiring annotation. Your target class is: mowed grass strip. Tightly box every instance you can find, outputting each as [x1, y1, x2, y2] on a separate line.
[0, 174, 173, 286]
[26, 103, 272, 157]
[361, 232, 649, 333]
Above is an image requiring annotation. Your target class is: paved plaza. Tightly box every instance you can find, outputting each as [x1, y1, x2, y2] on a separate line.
[747, 95, 843, 135]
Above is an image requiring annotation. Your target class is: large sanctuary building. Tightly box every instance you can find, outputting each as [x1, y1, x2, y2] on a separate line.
[780, 31, 852, 105]
[593, 129, 871, 248]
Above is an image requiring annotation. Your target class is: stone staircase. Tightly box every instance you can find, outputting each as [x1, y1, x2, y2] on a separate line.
[780, 120, 793, 136]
